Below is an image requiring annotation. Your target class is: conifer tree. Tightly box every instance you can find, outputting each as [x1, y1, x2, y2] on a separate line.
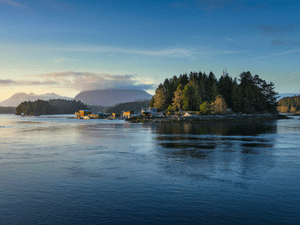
[172, 84, 183, 111]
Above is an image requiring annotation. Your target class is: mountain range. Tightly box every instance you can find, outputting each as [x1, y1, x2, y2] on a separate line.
[73, 89, 152, 106]
[0, 92, 72, 107]
[0, 89, 153, 107]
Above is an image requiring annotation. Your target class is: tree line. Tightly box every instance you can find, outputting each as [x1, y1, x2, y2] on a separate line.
[15, 99, 90, 115]
[149, 71, 278, 114]
[104, 100, 151, 114]
[277, 96, 300, 113]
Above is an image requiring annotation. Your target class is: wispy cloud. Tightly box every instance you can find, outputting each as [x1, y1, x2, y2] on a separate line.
[25, 71, 156, 91]
[254, 48, 300, 59]
[1, 44, 245, 59]
[0, 79, 15, 85]
[0, 0, 29, 9]
[0, 79, 57, 86]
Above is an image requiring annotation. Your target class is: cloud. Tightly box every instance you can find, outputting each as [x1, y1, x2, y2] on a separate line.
[257, 25, 291, 35]
[0, 79, 15, 85]
[255, 48, 300, 59]
[0, 79, 57, 86]
[0, 0, 29, 9]
[1, 43, 245, 60]
[59, 45, 245, 58]
[31, 71, 156, 91]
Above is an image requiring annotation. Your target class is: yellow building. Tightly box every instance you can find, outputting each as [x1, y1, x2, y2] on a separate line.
[123, 111, 134, 118]
[112, 112, 121, 119]
[75, 110, 92, 119]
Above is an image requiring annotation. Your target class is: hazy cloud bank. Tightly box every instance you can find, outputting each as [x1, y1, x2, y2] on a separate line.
[8, 71, 156, 91]
[0, 79, 57, 86]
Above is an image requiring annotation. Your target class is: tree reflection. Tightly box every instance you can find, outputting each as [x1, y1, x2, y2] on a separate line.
[153, 121, 277, 160]
[152, 121, 278, 184]
[153, 121, 277, 136]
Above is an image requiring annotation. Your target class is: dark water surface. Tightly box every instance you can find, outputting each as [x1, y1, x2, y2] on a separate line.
[0, 115, 299, 224]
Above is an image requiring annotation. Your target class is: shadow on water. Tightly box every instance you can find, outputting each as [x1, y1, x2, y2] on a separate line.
[150, 121, 279, 187]
[152, 121, 277, 160]
[153, 120, 277, 136]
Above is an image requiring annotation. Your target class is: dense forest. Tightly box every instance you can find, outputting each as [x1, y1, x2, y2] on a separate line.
[150, 71, 278, 114]
[277, 96, 300, 113]
[104, 100, 151, 113]
[15, 99, 90, 115]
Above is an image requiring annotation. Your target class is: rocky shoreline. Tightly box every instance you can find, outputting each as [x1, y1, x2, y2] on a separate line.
[126, 113, 289, 123]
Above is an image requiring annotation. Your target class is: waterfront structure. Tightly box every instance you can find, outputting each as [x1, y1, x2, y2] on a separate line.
[123, 111, 135, 118]
[141, 107, 157, 116]
[75, 110, 109, 119]
[75, 110, 92, 119]
[112, 112, 121, 119]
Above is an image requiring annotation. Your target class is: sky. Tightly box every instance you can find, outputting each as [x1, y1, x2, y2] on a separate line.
[0, 0, 300, 101]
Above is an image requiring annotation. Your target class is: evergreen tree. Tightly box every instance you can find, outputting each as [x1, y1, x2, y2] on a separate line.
[231, 78, 243, 112]
[153, 85, 167, 111]
[182, 84, 196, 111]
[172, 84, 183, 111]
[218, 72, 233, 108]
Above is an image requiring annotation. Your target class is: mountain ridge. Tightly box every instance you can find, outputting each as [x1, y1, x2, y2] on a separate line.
[74, 89, 152, 107]
[0, 92, 73, 107]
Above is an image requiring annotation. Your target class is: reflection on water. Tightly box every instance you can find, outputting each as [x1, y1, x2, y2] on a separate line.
[154, 121, 277, 136]
[154, 121, 276, 162]
[1, 115, 300, 225]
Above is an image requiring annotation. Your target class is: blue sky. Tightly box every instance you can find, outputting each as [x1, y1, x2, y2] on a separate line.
[0, 0, 299, 101]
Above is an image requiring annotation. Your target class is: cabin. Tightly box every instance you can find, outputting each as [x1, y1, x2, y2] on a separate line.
[75, 110, 92, 119]
[89, 112, 108, 119]
[141, 107, 157, 116]
[112, 112, 121, 119]
[123, 111, 135, 118]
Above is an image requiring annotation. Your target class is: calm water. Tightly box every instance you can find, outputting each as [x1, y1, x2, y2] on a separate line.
[0, 114, 299, 224]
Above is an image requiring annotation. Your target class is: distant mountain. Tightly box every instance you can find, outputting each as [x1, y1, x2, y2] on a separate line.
[0, 92, 73, 107]
[74, 89, 152, 106]
[104, 100, 151, 113]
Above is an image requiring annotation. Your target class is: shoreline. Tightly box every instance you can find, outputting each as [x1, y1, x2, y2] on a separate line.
[126, 113, 289, 123]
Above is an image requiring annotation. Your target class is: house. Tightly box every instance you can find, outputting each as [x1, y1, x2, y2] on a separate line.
[123, 111, 135, 118]
[75, 110, 92, 119]
[112, 112, 121, 119]
[141, 107, 157, 116]
[89, 112, 108, 119]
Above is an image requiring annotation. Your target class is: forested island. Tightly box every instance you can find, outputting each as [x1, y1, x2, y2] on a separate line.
[278, 96, 300, 113]
[15, 99, 89, 115]
[149, 71, 278, 114]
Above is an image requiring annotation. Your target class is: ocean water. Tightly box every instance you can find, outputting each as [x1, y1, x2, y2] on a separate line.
[0, 114, 299, 224]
